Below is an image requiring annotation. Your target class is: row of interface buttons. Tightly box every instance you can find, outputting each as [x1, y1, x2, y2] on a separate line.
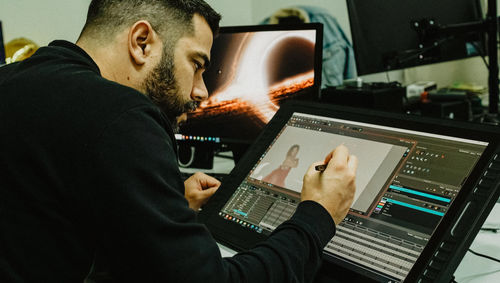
[219, 212, 263, 233]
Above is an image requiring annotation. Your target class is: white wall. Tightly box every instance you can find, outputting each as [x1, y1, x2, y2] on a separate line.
[205, 0, 253, 26]
[0, 0, 91, 46]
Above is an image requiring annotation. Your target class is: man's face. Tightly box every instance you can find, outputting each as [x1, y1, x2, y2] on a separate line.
[143, 14, 213, 131]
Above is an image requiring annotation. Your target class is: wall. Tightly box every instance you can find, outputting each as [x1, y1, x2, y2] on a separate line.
[0, 0, 91, 46]
[205, 0, 253, 26]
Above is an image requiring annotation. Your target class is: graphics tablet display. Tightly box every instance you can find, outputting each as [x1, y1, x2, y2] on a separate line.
[200, 101, 500, 282]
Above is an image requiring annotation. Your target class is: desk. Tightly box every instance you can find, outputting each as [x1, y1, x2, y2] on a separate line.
[184, 154, 500, 282]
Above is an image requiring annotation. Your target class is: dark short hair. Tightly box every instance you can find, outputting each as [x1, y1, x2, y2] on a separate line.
[80, 0, 221, 43]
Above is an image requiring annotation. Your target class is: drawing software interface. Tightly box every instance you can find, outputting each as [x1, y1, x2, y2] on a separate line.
[218, 112, 487, 281]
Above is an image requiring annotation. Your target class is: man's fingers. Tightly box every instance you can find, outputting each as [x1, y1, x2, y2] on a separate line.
[347, 154, 358, 173]
[203, 177, 221, 188]
[199, 186, 218, 197]
[325, 144, 349, 173]
[190, 172, 221, 189]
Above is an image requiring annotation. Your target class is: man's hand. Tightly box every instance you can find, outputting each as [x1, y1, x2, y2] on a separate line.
[301, 145, 358, 225]
[184, 172, 221, 211]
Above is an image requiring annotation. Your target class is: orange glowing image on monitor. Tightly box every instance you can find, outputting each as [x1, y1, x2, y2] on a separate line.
[180, 28, 319, 142]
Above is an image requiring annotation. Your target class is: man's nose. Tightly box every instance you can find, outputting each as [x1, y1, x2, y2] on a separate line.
[191, 76, 209, 101]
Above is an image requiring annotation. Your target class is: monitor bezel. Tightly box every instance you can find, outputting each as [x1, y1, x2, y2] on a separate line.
[199, 100, 500, 282]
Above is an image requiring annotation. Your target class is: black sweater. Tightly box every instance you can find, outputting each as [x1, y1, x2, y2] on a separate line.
[0, 40, 335, 282]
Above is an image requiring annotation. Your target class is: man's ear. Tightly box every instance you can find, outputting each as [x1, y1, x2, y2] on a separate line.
[128, 20, 158, 66]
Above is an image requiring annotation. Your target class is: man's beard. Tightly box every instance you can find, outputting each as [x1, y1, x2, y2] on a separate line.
[143, 49, 199, 133]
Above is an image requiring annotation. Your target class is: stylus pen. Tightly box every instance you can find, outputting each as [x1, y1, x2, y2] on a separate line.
[315, 164, 327, 172]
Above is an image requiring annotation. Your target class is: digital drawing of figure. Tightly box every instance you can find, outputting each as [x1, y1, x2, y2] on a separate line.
[262, 144, 300, 188]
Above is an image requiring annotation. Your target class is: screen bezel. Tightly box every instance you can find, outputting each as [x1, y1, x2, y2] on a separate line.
[199, 100, 500, 282]
[178, 23, 324, 145]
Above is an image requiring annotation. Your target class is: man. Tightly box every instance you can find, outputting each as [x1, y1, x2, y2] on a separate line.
[0, 0, 358, 282]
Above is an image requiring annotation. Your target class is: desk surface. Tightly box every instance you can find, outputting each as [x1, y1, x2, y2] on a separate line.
[454, 204, 500, 283]
[184, 154, 500, 282]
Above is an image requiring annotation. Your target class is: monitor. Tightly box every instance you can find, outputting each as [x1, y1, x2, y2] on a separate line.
[199, 100, 500, 282]
[347, 0, 485, 75]
[177, 23, 323, 148]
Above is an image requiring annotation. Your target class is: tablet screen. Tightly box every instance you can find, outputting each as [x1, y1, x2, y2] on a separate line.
[216, 111, 488, 281]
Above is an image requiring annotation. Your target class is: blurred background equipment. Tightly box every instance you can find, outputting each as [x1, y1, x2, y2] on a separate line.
[5, 37, 39, 64]
[346, 0, 498, 123]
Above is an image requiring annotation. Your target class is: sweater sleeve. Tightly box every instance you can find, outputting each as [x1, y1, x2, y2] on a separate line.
[78, 105, 336, 283]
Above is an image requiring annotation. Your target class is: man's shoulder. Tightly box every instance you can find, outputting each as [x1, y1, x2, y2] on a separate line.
[1, 48, 163, 134]
[73, 72, 151, 107]
[81, 78, 164, 128]
[0, 41, 169, 140]
[32, 47, 156, 115]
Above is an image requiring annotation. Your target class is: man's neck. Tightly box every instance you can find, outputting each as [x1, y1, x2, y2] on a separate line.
[75, 38, 139, 92]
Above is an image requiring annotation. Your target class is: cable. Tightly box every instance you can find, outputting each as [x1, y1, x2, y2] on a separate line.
[480, 227, 499, 233]
[468, 248, 500, 263]
[385, 71, 391, 82]
[177, 145, 196, 168]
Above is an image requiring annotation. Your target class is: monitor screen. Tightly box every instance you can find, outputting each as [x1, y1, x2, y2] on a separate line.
[347, 0, 484, 75]
[203, 101, 499, 282]
[178, 24, 323, 144]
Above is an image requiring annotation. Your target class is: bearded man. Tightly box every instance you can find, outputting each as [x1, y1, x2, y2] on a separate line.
[0, 1, 357, 282]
